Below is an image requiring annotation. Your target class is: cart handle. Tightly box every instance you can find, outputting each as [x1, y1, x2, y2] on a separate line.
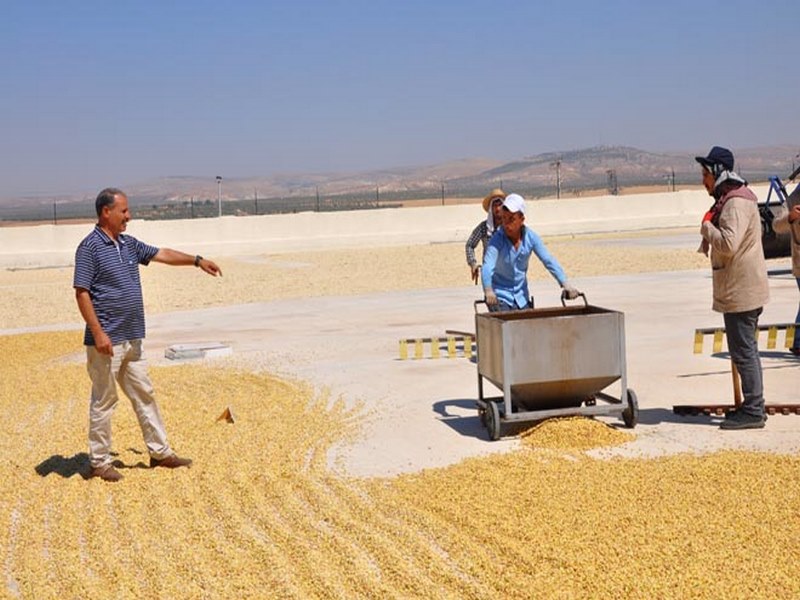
[561, 291, 588, 307]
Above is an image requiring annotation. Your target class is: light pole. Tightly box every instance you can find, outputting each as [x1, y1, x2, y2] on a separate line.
[664, 169, 676, 192]
[216, 176, 223, 217]
[550, 157, 562, 199]
[606, 169, 618, 195]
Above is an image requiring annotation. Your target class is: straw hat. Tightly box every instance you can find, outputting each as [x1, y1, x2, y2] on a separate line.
[482, 188, 506, 212]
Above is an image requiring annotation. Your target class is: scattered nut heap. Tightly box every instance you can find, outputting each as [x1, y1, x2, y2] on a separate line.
[519, 415, 635, 451]
[3, 331, 799, 599]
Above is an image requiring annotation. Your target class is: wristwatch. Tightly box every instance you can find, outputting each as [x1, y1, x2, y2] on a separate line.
[194, 255, 203, 267]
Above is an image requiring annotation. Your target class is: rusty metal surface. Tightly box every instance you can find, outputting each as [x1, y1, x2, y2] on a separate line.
[673, 404, 800, 416]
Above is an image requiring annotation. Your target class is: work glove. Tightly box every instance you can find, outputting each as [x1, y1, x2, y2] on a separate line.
[484, 287, 498, 307]
[562, 282, 581, 300]
[470, 263, 480, 284]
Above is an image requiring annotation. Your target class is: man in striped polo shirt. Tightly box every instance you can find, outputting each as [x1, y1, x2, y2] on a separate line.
[74, 188, 222, 482]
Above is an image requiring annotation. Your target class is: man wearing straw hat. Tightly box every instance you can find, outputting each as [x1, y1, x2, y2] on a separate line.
[465, 188, 506, 283]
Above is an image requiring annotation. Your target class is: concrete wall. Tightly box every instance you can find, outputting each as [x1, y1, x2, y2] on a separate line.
[0, 185, 767, 269]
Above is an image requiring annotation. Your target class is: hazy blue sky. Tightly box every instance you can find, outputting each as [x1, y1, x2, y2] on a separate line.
[1, 0, 797, 197]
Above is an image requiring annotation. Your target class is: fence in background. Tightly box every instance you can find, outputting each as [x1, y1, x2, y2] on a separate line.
[0, 172, 722, 224]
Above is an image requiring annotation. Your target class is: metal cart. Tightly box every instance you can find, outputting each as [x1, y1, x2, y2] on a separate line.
[759, 174, 798, 259]
[475, 294, 638, 440]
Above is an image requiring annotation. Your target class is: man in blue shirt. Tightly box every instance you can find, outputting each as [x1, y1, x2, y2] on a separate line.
[74, 188, 222, 482]
[481, 193, 580, 311]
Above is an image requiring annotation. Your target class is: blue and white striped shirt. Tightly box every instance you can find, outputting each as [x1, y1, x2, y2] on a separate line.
[73, 226, 159, 346]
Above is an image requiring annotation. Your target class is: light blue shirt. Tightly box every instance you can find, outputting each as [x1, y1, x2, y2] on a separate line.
[481, 226, 567, 308]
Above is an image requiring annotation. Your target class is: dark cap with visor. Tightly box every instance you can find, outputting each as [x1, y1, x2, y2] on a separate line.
[695, 146, 735, 177]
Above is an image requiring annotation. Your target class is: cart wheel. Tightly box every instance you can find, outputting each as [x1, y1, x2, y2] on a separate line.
[622, 389, 639, 428]
[486, 400, 502, 441]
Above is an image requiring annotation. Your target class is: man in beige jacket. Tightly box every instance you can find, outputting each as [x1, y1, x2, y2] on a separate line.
[772, 185, 800, 355]
[697, 146, 770, 429]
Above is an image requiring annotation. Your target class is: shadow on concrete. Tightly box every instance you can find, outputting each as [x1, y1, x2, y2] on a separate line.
[432, 398, 487, 439]
[433, 398, 638, 439]
[713, 350, 800, 363]
[678, 359, 798, 379]
[432, 398, 776, 438]
[634, 408, 722, 427]
[759, 351, 800, 363]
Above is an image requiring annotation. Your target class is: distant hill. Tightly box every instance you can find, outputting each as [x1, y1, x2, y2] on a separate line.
[446, 145, 798, 194]
[2, 145, 798, 220]
[119, 145, 797, 203]
[131, 156, 505, 201]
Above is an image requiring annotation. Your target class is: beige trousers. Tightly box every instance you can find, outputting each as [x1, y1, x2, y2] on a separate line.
[86, 339, 172, 469]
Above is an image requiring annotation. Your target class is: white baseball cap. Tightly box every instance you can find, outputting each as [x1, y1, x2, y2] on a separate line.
[502, 193, 526, 215]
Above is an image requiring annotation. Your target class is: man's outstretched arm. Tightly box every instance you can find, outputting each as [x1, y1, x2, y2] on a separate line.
[151, 248, 222, 276]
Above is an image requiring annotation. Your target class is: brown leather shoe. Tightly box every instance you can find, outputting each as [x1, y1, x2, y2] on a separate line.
[150, 454, 192, 469]
[91, 464, 123, 482]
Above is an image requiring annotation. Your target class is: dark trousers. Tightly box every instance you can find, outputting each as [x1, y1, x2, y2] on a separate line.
[723, 308, 765, 417]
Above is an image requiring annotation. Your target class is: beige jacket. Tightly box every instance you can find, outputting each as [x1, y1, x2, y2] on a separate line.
[700, 187, 769, 313]
[772, 186, 800, 277]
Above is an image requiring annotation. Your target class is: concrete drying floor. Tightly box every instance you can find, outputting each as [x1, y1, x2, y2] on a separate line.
[140, 261, 800, 478]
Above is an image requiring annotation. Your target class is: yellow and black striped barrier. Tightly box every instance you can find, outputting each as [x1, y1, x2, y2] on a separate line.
[693, 322, 797, 354]
[675, 321, 800, 417]
[398, 336, 475, 360]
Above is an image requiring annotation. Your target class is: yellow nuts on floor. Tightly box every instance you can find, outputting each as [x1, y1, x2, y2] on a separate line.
[4, 331, 800, 599]
[520, 415, 635, 450]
